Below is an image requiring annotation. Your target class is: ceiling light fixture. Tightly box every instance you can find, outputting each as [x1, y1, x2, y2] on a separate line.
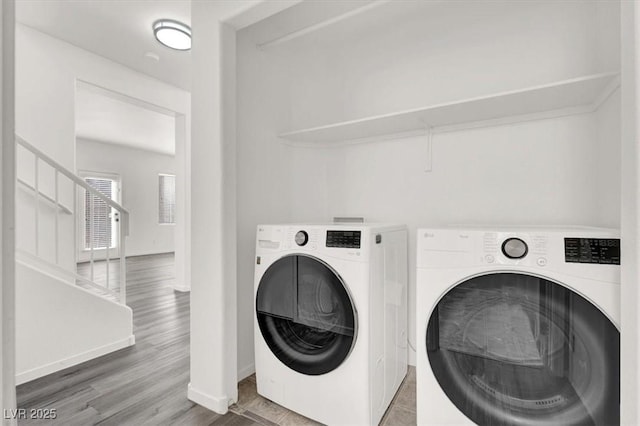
[153, 19, 191, 51]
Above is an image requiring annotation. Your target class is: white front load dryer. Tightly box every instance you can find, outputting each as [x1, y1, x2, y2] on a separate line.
[416, 227, 620, 426]
[254, 224, 408, 425]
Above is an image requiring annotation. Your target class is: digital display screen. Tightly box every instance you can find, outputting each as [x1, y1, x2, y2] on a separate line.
[564, 238, 620, 265]
[326, 231, 361, 249]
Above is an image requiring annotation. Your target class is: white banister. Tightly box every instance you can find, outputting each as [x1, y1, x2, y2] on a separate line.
[106, 206, 111, 293]
[17, 136, 129, 218]
[16, 135, 130, 305]
[119, 211, 126, 303]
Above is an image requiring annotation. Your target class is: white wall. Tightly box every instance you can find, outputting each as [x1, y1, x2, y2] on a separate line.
[236, 0, 620, 373]
[15, 261, 134, 384]
[596, 89, 622, 227]
[15, 24, 190, 287]
[174, 115, 190, 292]
[76, 138, 176, 257]
[236, 28, 294, 379]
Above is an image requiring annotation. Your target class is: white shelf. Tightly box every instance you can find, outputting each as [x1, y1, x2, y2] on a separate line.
[279, 72, 620, 144]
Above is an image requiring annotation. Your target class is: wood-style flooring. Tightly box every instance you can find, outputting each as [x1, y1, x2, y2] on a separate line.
[231, 369, 416, 426]
[16, 253, 417, 426]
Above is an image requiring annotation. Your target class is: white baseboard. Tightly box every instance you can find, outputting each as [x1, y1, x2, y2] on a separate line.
[238, 363, 255, 381]
[16, 335, 135, 385]
[187, 383, 230, 414]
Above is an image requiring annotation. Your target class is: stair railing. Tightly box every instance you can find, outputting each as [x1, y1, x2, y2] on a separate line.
[16, 135, 130, 304]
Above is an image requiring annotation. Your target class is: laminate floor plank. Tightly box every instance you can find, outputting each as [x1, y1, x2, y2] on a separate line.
[88, 347, 185, 394]
[209, 412, 262, 426]
[134, 390, 209, 426]
[157, 403, 222, 426]
[17, 345, 158, 408]
[17, 387, 103, 426]
[92, 368, 190, 425]
[64, 406, 104, 426]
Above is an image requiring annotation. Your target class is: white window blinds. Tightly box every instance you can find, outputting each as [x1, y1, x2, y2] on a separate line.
[159, 174, 176, 224]
[84, 177, 114, 250]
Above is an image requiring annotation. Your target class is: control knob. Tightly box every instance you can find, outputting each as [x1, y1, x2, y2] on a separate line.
[502, 237, 528, 259]
[295, 231, 309, 246]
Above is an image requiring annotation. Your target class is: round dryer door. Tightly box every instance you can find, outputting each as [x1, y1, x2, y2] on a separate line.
[256, 254, 357, 375]
[425, 273, 619, 426]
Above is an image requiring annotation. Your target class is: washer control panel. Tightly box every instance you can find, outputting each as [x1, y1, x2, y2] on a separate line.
[284, 228, 319, 250]
[326, 230, 361, 249]
[564, 238, 620, 265]
[480, 232, 548, 266]
[418, 229, 620, 284]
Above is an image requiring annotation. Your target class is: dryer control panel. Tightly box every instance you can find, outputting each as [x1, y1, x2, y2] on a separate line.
[326, 230, 361, 248]
[564, 238, 620, 265]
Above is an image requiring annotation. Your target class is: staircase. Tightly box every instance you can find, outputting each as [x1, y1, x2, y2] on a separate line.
[16, 135, 130, 303]
[14, 135, 135, 385]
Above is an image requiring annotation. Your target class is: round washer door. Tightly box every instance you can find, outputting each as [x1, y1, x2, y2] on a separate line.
[425, 273, 619, 426]
[256, 254, 357, 375]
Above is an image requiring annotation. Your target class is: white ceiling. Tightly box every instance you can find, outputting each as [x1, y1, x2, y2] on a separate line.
[16, 0, 192, 91]
[75, 82, 176, 156]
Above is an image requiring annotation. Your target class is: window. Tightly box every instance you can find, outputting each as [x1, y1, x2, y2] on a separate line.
[84, 177, 117, 250]
[159, 174, 176, 224]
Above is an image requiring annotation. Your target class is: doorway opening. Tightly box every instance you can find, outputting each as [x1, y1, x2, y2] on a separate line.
[73, 80, 187, 293]
[77, 171, 121, 262]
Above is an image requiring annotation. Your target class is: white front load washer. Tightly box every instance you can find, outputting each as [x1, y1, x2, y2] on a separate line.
[416, 227, 620, 426]
[254, 223, 408, 425]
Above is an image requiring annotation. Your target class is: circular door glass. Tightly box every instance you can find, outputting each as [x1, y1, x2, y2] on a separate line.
[256, 255, 357, 375]
[426, 273, 619, 426]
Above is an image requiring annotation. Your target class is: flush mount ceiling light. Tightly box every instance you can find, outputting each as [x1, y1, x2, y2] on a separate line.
[153, 19, 191, 51]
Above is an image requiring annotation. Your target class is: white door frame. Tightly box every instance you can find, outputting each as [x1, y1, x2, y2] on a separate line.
[188, 0, 299, 415]
[2, 0, 16, 421]
[620, 1, 640, 424]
